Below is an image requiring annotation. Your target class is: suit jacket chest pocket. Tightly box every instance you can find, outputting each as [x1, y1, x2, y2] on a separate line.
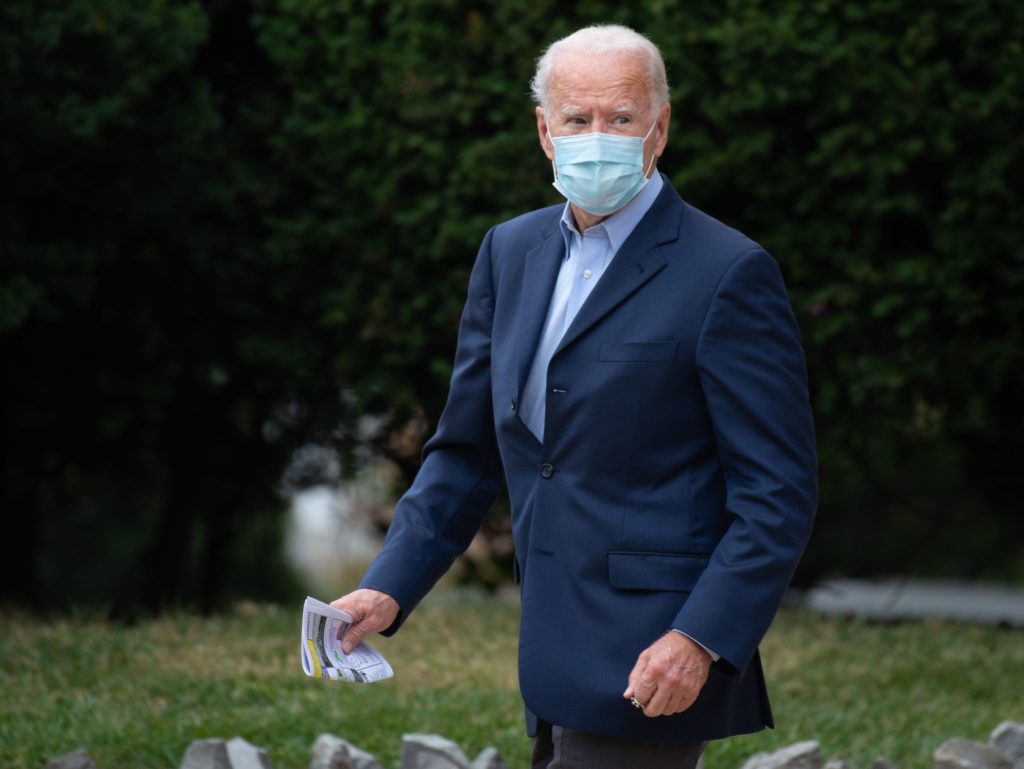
[598, 340, 678, 363]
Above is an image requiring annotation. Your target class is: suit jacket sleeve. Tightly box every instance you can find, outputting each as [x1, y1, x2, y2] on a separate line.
[358, 227, 504, 632]
[672, 247, 817, 672]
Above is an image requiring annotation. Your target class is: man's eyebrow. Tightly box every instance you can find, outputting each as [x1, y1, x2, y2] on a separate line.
[556, 103, 640, 117]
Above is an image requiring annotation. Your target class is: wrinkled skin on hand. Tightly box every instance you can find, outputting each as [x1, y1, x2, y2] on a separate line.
[330, 588, 400, 654]
[623, 631, 712, 717]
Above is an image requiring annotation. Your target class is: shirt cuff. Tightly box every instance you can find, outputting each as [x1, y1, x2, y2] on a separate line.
[671, 628, 721, 662]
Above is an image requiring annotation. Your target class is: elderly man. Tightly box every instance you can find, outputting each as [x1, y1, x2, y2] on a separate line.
[333, 24, 817, 769]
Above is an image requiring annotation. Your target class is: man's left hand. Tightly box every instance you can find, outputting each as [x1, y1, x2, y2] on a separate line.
[623, 632, 712, 717]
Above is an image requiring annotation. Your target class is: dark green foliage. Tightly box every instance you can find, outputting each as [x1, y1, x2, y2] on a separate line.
[654, 0, 1024, 579]
[0, 0, 304, 612]
[2, 0, 1021, 611]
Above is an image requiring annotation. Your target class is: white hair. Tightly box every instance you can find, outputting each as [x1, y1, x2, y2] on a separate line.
[530, 24, 670, 118]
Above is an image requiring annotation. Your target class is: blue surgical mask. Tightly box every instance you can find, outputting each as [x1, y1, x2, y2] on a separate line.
[549, 120, 658, 216]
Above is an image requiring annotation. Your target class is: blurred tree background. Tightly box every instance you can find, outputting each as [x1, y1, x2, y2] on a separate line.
[1, 0, 1021, 614]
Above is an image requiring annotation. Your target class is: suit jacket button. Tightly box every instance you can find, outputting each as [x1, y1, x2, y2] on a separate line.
[539, 463, 554, 479]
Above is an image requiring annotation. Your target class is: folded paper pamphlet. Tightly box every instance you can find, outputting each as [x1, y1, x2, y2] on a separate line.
[300, 596, 394, 682]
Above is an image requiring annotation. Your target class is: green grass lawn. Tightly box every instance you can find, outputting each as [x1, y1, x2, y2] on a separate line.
[1, 597, 1021, 769]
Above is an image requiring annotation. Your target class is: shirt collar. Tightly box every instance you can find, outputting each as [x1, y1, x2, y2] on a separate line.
[559, 171, 664, 257]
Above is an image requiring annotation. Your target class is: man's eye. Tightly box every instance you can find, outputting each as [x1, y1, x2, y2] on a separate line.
[614, 116, 631, 124]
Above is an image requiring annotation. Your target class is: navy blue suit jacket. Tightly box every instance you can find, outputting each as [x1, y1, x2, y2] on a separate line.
[361, 176, 817, 741]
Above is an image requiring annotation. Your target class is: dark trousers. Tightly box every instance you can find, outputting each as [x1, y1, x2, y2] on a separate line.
[531, 721, 706, 769]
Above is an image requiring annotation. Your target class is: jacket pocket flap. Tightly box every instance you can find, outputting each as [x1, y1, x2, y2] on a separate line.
[598, 341, 678, 362]
[608, 551, 709, 592]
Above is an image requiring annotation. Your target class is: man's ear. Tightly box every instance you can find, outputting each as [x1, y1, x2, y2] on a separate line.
[653, 102, 671, 160]
[537, 107, 555, 161]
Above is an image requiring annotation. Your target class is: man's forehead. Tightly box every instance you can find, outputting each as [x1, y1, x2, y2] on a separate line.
[547, 50, 650, 107]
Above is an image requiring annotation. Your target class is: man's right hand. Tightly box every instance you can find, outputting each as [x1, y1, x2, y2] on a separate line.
[331, 588, 400, 654]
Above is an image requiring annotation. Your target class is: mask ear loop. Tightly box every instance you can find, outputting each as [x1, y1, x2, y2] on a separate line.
[641, 117, 659, 178]
[546, 128, 559, 182]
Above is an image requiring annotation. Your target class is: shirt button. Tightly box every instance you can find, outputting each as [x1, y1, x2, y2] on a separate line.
[539, 463, 554, 479]
[583, 270, 592, 279]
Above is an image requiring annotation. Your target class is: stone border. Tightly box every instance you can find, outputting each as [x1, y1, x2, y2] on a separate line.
[46, 721, 1024, 769]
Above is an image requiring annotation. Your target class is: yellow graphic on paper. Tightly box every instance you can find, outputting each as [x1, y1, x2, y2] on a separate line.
[306, 639, 323, 678]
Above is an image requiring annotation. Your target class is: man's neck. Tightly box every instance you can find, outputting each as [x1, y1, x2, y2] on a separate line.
[569, 204, 607, 232]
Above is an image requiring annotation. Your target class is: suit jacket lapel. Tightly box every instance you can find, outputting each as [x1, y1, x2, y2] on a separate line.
[516, 219, 566, 396]
[555, 182, 684, 356]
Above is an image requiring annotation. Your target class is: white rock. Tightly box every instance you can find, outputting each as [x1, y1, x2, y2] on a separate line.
[400, 734, 471, 769]
[310, 734, 383, 769]
[741, 741, 823, 769]
[470, 746, 509, 769]
[181, 739, 231, 769]
[347, 744, 383, 769]
[992, 724, 1024, 763]
[226, 737, 274, 769]
[935, 739, 1013, 769]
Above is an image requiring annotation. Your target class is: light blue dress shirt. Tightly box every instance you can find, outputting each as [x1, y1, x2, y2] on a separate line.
[519, 173, 664, 442]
